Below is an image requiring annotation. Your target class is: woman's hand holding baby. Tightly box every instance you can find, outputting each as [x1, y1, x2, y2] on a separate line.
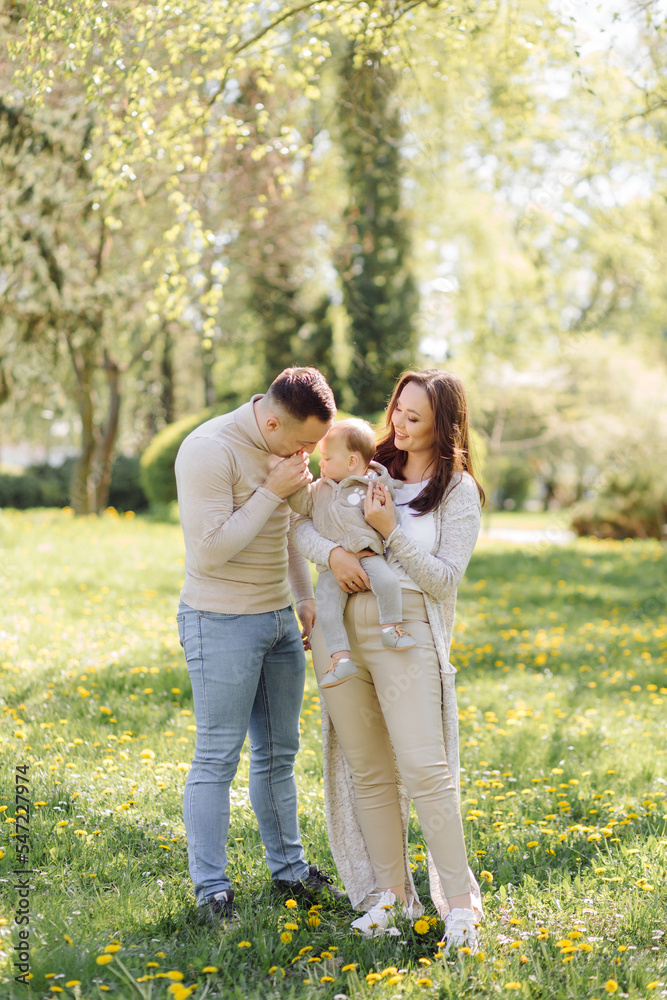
[329, 547, 372, 594]
[364, 481, 397, 538]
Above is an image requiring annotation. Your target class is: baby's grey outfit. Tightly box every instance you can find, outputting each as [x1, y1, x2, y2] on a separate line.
[315, 556, 403, 653]
[288, 461, 404, 656]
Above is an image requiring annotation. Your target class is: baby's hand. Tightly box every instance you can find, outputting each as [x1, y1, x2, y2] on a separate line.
[363, 481, 397, 538]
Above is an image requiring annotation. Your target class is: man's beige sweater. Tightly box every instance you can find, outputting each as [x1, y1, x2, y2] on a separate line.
[175, 394, 314, 614]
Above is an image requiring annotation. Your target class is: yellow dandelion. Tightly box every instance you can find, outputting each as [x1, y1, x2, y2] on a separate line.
[605, 981, 618, 994]
[418, 958, 432, 965]
[417, 978, 433, 987]
[414, 919, 430, 934]
[165, 971, 184, 981]
[65, 982, 81, 988]
[202, 966, 218, 973]
[387, 975, 403, 985]
[268, 966, 278, 974]
[169, 986, 195, 1000]
[504, 983, 521, 991]
[96, 955, 113, 965]
[238, 941, 251, 948]
[307, 915, 321, 927]
[320, 976, 335, 983]
[285, 899, 298, 909]
[366, 973, 382, 982]
[104, 943, 122, 953]
[342, 963, 357, 971]
[281, 932, 293, 944]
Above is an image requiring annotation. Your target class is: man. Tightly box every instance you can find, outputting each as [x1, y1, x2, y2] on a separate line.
[175, 367, 342, 926]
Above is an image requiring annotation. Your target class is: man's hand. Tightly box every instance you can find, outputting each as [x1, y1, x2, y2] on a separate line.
[263, 451, 312, 499]
[328, 546, 372, 595]
[296, 598, 316, 651]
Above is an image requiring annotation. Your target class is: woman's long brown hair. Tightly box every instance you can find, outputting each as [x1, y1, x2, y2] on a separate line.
[374, 369, 485, 515]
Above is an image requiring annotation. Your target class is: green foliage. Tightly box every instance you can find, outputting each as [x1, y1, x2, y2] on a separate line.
[107, 455, 149, 513]
[572, 470, 667, 541]
[140, 406, 219, 507]
[4, 0, 667, 513]
[336, 48, 420, 414]
[493, 457, 533, 511]
[0, 457, 147, 511]
[0, 469, 44, 509]
[0, 511, 665, 998]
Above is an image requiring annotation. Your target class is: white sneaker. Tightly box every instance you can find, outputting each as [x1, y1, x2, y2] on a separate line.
[351, 890, 407, 937]
[438, 907, 479, 955]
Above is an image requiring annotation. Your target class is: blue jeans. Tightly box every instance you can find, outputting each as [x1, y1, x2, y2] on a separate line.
[177, 601, 309, 903]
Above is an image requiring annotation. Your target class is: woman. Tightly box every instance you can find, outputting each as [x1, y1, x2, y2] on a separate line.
[290, 369, 485, 953]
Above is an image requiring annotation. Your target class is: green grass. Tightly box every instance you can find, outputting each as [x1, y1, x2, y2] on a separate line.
[0, 509, 665, 1000]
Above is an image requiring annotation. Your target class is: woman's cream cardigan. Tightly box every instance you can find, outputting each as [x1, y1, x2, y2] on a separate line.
[289, 470, 483, 921]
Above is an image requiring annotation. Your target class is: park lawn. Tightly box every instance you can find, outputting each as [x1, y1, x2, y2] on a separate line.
[0, 509, 665, 1000]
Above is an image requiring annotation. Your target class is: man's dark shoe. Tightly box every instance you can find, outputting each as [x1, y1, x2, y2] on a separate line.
[200, 888, 238, 927]
[273, 865, 347, 904]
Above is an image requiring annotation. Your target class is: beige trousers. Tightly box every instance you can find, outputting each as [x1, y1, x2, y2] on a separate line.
[311, 589, 470, 898]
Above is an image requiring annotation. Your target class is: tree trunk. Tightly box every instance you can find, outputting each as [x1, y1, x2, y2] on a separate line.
[69, 344, 97, 515]
[202, 349, 216, 407]
[161, 325, 175, 425]
[93, 351, 121, 513]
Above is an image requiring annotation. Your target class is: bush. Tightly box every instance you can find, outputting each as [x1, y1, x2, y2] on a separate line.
[108, 454, 148, 512]
[140, 407, 219, 508]
[572, 470, 667, 540]
[0, 471, 45, 509]
[491, 456, 531, 511]
[27, 461, 72, 506]
[0, 456, 148, 511]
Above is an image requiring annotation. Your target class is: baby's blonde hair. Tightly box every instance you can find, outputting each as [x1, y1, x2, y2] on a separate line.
[327, 418, 377, 465]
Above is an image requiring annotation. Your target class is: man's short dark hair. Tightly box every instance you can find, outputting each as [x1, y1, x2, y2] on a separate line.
[266, 367, 336, 424]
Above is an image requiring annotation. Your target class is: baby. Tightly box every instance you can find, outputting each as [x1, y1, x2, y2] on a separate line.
[288, 418, 416, 689]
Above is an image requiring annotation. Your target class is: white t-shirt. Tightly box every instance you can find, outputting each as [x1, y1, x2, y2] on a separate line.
[385, 479, 436, 593]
